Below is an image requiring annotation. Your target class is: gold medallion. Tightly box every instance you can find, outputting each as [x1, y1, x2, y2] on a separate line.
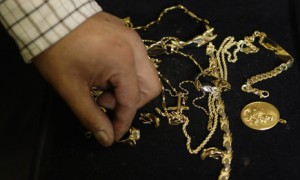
[241, 101, 285, 130]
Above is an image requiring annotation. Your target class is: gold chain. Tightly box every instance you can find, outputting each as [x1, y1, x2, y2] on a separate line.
[122, 4, 294, 180]
[130, 4, 211, 31]
[153, 55, 223, 158]
[128, 6, 234, 179]
[124, 4, 217, 51]
[198, 38, 234, 180]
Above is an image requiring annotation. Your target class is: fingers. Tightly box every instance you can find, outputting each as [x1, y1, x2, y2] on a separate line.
[60, 81, 115, 147]
[33, 11, 162, 147]
[95, 12, 161, 109]
[125, 30, 162, 107]
[94, 14, 161, 140]
[96, 91, 116, 110]
[98, 12, 161, 107]
[108, 58, 140, 140]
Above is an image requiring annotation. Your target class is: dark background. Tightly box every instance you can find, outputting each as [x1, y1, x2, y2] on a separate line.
[1, 0, 300, 180]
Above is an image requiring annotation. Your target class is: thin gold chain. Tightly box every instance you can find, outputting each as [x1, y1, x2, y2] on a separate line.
[132, 4, 211, 31]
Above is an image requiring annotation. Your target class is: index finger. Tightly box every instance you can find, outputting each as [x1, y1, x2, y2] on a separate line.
[109, 62, 140, 140]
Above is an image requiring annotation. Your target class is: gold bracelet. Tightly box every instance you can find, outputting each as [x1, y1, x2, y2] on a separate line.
[240, 31, 294, 98]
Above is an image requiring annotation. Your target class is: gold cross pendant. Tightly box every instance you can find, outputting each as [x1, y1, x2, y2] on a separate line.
[167, 92, 189, 113]
[157, 92, 189, 125]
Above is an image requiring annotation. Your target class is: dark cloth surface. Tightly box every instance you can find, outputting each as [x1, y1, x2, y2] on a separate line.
[1, 0, 300, 180]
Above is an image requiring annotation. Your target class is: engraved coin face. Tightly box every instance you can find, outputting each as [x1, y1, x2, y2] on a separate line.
[241, 101, 280, 130]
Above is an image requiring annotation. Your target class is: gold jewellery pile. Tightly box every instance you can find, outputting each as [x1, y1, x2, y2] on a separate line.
[92, 4, 294, 180]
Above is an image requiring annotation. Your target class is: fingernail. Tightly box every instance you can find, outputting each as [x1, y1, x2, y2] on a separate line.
[94, 130, 109, 147]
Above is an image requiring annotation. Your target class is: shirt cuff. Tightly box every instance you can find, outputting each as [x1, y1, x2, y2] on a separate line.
[0, 0, 102, 63]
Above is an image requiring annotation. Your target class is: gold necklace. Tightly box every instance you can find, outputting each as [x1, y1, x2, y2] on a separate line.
[146, 39, 233, 180]
[120, 4, 294, 180]
[124, 5, 234, 180]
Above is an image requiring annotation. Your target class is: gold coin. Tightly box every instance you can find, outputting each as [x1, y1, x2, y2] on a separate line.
[240, 101, 280, 130]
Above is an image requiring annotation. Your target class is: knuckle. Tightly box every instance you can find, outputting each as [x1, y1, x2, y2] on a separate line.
[153, 82, 162, 97]
[114, 85, 140, 108]
[124, 28, 141, 40]
[146, 82, 162, 100]
[149, 76, 162, 98]
[124, 94, 140, 108]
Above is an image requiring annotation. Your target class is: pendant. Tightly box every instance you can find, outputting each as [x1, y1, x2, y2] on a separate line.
[240, 101, 286, 130]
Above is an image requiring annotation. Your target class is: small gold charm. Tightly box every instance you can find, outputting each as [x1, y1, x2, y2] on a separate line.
[90, 87, 107, 112]
[241, 101, 286, 130]
[116, 127, 140, 146]
[139, 113, 160, 127]
[122, 17, 133, 28]
[156, 92, 189, 125]
[90, 87, 103, 101]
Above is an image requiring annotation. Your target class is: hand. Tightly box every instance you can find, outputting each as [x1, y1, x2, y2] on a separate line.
[33, 12, 161, 147]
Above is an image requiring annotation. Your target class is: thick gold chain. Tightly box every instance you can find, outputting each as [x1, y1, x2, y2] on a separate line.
[199, 38, 234, 180]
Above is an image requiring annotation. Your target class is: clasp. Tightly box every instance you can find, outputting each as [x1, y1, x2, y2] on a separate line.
[258, 90, 269, 98]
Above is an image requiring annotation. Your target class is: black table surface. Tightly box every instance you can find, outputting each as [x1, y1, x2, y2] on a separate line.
[1, 0, 300, 180]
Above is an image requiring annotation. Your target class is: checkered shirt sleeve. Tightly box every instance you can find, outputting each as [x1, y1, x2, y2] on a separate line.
[0, 0, 102, 63]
